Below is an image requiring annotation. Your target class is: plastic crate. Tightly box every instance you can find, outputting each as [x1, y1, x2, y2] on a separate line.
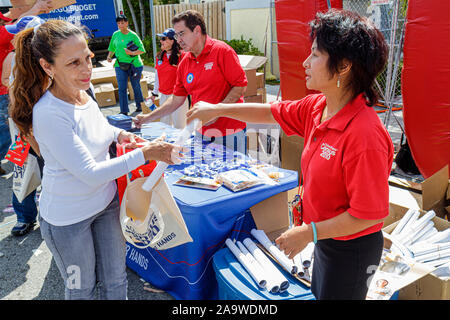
[107, 114, 132, 131]
[212, 247, 315, 300]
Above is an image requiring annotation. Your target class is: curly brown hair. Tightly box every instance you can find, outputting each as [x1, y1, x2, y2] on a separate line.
[10, 20, 85, 136]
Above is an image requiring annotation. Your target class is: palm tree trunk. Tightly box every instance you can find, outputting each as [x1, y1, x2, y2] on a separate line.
[138, 0, 146, 39]
[126, 0, 141, 38]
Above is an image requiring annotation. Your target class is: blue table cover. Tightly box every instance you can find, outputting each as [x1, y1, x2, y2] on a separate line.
[125, 123, 299, 300]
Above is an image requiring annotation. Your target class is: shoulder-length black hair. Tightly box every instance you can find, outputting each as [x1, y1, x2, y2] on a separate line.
[309, 9, 388, 106]
[157, 39, 182, 66]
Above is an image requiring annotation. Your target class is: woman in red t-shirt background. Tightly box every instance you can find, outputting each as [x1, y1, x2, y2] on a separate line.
[151, 28, 188, 129]
[186, 9, 393, 300]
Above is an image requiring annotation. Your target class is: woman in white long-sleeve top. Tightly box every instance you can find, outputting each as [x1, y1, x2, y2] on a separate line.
[9, 19, 182, 300]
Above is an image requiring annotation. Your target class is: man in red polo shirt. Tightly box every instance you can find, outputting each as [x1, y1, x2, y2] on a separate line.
[134, 10, 247, 154]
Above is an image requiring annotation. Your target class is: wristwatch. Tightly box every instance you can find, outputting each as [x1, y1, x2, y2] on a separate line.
[151, 92, 158, 97]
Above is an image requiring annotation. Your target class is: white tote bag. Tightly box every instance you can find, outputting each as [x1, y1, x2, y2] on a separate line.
[119, 173, 193, 250]
[12, 153, 41, 203]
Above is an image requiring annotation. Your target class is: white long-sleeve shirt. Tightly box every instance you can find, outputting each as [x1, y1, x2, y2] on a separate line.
[33, 90, 145, 226]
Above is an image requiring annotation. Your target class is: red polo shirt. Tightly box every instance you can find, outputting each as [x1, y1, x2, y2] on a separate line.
[271, 93, 394, 240]
[0, 26, 14, 95]
[173, 36, 247, 137]
[155, 51, 186, 95]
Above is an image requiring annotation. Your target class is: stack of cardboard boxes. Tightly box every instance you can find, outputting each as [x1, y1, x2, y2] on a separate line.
[238, 55, 267, 104]
[8, 0, 75, 19]
[91, 63, 151, 108]
[381, 165, 450, 300]
[91, 66, 117, 107]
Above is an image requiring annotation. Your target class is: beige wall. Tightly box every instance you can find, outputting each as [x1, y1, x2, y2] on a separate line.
[227, 3, 280, 79]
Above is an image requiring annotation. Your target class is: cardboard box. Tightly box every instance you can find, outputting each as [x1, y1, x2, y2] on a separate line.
[280, 131, 304, 177]
[257, 87, 267, 103]
[238, 55, 267, 98]
[238, 55, 267, 71]
[91, 67, 118, 87]
[244, 69, 257, 97]
[250, 191, 290, 241]
[9, 0, 75, 18]
[387, 165, 449, 222]
[244, 93, 263, 104]
[11, 0, 75, 9]
[244, 88, 266, 104]
[128, 79, 149, 100]
[446, 180, 450, 218]
[256, 72, 265, 89]
[94, 83, 116, 107]
[383, 213, 450, 300]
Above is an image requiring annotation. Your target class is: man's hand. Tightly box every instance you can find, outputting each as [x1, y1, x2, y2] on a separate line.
[186, 101, 219, 127]
[132, 114, 151, 128]
[32, 0, 53, 14]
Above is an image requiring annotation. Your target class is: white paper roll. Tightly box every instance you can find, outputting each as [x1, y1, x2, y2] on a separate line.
[424, 257, 450, 268]
[415, 247, 450, 263]
[250, 229, 297, 275]
[392, 208, 417, 236]
[408, 221, 435, 245]
[425, 228, 450, 244]
[411, 242, 450, 258]
[411, 210, 436, 233]
[225, 239, 267, 289]
[384, 231, 414, 258]
[413, 228, 438, 245]
[236, 241, 279, 292]
[242, 237, 289, 292]
[293, 253, 305, 277]
[397, 210, 420, 239]
[300, 242, 315, 268]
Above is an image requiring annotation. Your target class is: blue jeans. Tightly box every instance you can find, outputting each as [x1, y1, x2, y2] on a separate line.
[12, 141, 44, 224]
[39, 194, 127, 300]
[13, 190, 37, 224]
[0, 94, 11, 160]
[115, 66, 144, 114]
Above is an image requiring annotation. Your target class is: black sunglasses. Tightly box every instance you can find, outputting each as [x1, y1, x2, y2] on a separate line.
[160, 37, 167, 41]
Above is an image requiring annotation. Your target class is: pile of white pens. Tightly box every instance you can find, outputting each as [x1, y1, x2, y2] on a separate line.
[387, 209, 450, 279]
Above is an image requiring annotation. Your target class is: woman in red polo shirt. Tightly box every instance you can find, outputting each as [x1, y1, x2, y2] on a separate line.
[187, 9, 393, 300]
[152, 28, 188, 129]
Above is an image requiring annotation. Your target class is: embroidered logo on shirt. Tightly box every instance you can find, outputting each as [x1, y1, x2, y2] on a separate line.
[158, 60, 162, 66]
[320, 143, 337, 160]
[186, 73, 194, 83]
[204, 62, 214, 70]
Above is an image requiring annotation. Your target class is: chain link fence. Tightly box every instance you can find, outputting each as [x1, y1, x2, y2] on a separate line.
[343, 0, 407, 130]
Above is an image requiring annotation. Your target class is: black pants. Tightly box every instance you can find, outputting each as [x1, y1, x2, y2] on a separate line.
[311, 231, 384, 300]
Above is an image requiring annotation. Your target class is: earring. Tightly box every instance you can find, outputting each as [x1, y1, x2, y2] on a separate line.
[337, 75, 341, 88]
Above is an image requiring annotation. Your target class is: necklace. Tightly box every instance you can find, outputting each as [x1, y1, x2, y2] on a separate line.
[321, 106, 338, 123]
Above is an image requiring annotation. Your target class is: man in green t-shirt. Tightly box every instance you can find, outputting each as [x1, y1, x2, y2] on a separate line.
[107, 15, 146, 115]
